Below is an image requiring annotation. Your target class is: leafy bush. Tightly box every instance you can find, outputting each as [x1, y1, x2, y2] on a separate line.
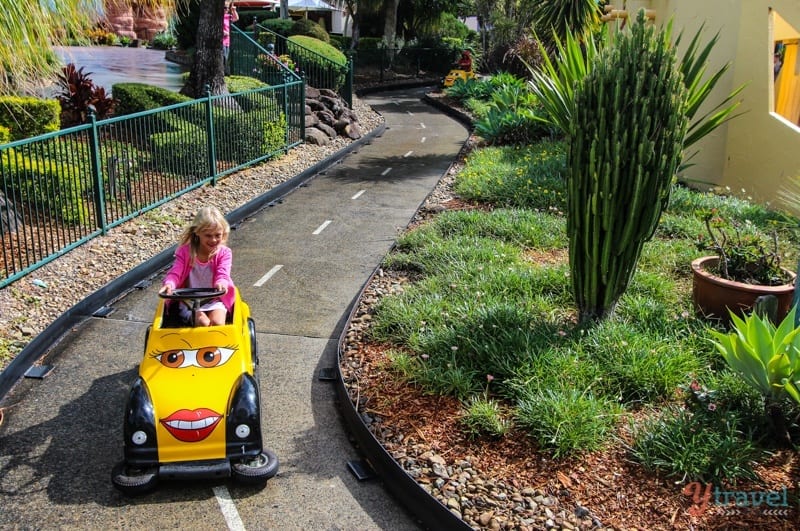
[0, 148, 88, 223]
[151, 31, 178, 50]
[0, 96, 60, 141]
[85, 27, 117, 45]
[226, 76, 277, 113]
[226, 75, 268, 93]
[444, 77, 493, 104]
[474, 106, 553, 145]
[262, 113, 287, 155]
[213, 107, 267, 163]
[0, 126, 9, 144]
[57, 63, 116, 127]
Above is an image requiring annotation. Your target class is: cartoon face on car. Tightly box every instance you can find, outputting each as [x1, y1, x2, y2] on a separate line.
[112, 288, 278, 495]
[140, 330, 243, 462]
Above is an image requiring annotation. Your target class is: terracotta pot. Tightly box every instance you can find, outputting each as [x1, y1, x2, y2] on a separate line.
[691, 256, 796, 323]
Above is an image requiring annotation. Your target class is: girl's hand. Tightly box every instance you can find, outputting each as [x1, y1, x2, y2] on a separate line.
[159, 284, 173, 295]
[216, 283, 228, 294]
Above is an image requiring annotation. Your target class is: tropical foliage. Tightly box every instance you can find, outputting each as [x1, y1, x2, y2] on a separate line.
[527, 19, 743, 177]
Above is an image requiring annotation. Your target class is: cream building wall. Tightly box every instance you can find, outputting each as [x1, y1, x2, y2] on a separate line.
[606, 1, 800, 205]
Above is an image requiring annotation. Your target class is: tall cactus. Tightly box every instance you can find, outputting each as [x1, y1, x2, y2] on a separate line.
[568, 10, 688, 324]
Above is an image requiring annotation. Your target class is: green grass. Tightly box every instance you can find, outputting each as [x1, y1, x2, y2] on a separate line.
[369, 134, 800, 482]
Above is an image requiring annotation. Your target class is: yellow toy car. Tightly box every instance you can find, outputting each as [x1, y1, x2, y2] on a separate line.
[443, 67, 476, 88]
[111, 287, 278, 495]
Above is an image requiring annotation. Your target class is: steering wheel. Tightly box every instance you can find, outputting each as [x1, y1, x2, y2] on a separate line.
[159, 287, 226, 301]
[159, 288, 226, 326]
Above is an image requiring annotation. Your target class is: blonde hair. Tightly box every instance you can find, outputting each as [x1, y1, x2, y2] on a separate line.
[179, 206, 230, 264]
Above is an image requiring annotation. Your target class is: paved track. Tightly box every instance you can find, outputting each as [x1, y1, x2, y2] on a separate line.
[0, 87, 468, 530]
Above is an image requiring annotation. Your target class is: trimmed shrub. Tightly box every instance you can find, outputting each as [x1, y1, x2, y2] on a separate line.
[356, 37, 382, 50]
[112, 83, 192, 116]
[0, 97, 60, 141]
[290, 18, 330, 43]
[261, 18, 294, 38]
[214, 107, 265, 163]
[288, 35, 347, 90]
[0, 148, 88, 223]
[149, 121, 209, 180]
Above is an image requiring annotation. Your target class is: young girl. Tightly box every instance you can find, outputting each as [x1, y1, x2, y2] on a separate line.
[160, 206, 235, 326]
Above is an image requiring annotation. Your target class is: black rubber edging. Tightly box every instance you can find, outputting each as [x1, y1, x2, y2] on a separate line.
[335, 272, 472, 531]
[334, 93, 476, 530]
[0, 122, 386, 402]
[421, 93, 475, 132]
[355, 78, 443, 97]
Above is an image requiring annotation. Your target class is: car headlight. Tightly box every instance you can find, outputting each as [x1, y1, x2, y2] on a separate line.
[132, 430, 148, 445]
[235, 424, 251, 438]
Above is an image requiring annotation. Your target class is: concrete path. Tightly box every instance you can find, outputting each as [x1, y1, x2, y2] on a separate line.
[0, 87, 468, 530]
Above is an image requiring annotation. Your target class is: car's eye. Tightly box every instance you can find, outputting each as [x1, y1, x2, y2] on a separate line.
[197, 347, 223, 368]
[201, 347, 235, 368]
[158, 349, 185, 368]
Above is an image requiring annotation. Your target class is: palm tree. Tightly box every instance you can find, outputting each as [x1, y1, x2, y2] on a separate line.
[0, 1, 98, 95]
[0, 1, 180, 96]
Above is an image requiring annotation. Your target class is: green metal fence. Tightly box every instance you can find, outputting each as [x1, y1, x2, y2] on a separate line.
[0, 80, 303, 289]
[0, 24, 359, 290]
[249, 26, 353, 106]
[351, 46, 463, 84]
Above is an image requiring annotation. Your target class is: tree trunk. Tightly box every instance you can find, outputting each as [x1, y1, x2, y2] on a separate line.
[382, 0, 400, 66]
[181, 0, 227, 98]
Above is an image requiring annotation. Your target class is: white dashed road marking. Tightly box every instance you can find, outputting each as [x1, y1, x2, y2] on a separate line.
[254, 265, 283, 287]
[313, 220, 332, 235]
[213, 485, 246, 531]
[403, 151, 413, 158]
[381, 167, 392, 175]
[351, 190, 365, 199]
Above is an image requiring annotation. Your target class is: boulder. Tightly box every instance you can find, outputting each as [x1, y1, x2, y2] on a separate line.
[304, 127, 330, 146]
[303, 86, 361, 141]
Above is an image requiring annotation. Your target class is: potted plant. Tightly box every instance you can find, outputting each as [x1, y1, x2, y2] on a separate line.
[692, 208, 796, 323]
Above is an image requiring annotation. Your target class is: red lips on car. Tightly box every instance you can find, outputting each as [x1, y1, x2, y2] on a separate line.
[160, 408, 222, 442]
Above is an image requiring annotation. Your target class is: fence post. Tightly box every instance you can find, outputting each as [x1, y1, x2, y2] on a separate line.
[344, 54, 354, 107]
[87, 107, 108, 234]
[205, 84, 218, 186]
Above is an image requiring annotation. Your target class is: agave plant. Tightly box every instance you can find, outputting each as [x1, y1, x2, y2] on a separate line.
[710, 307, 800, 405]
[709, 307, 800, 444]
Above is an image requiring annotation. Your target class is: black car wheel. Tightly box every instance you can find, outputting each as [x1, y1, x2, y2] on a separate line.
[231, 450, 278, 485]
[111, 461, 159, 496]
